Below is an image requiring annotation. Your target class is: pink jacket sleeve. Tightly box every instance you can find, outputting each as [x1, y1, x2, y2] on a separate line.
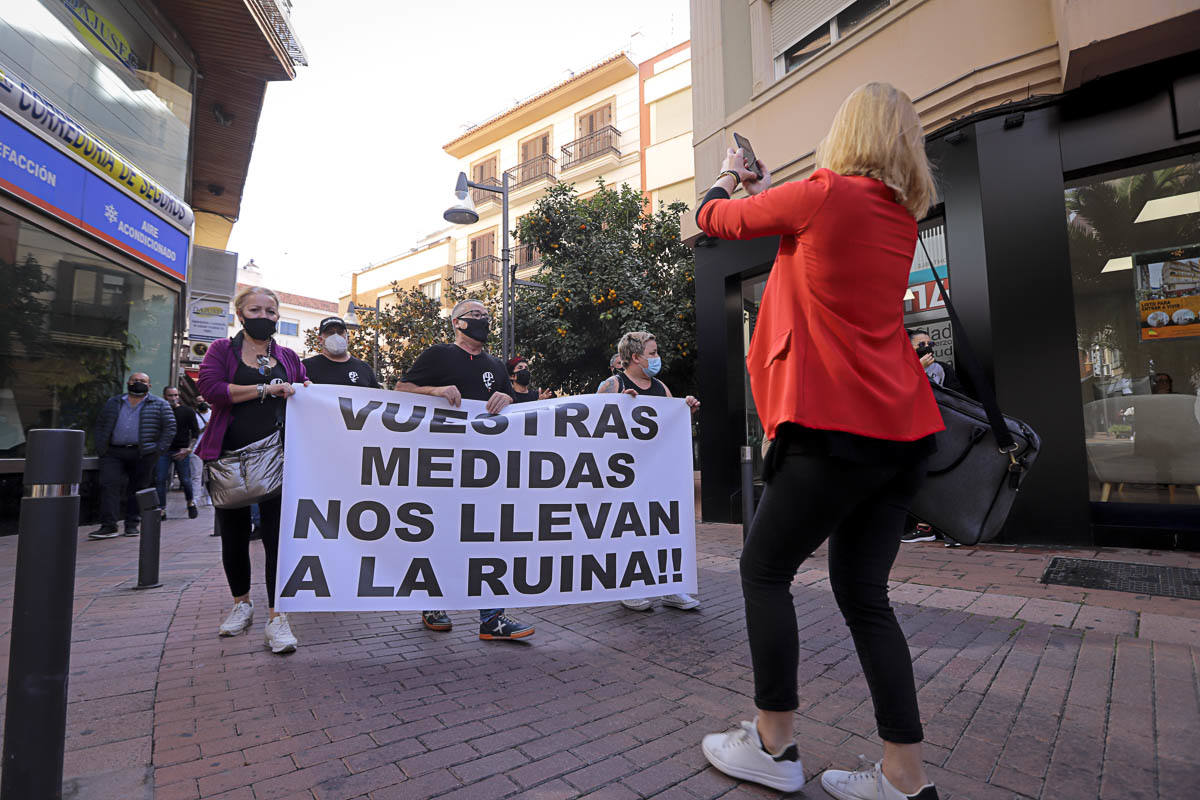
[697, 170, 832, 240]
[196, 338, 233, 408]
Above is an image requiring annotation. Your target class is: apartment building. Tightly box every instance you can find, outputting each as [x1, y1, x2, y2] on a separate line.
[343, 44, 694, 316]
[689, 0, 1200, 548]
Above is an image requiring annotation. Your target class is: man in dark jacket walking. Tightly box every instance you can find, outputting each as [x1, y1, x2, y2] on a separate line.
[90, 373, 175, 539]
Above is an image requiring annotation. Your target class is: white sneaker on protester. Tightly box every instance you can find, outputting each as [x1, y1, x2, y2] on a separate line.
[701, 718, 805, 793]
[661, 592, 700, 610]
[621, 597, 654, 611]
[821, 761, 939, 800]
[218, 601, 253, 636]
[264, 613, 298, 654]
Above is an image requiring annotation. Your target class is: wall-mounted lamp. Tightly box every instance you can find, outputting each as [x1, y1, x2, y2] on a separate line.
[211, 103, 235, 127]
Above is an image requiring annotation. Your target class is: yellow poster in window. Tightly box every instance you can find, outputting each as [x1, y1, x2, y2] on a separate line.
[1135, 248, 1200, 341]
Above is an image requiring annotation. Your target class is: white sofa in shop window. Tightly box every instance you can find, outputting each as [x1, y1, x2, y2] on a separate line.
[1084, 394, 1200, 502]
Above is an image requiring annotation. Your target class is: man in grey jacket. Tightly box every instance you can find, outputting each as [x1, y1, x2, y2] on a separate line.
[89, 373, 175, 539]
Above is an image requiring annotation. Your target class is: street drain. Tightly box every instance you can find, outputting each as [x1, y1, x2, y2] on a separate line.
[1041, 557, 1200, 600]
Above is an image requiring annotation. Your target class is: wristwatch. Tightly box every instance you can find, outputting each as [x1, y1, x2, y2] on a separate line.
[718, 169, 741, 186]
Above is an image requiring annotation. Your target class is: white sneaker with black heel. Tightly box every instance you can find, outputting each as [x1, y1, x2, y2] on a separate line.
[821, 761, 939, 800]
[701, 718, 805, 792]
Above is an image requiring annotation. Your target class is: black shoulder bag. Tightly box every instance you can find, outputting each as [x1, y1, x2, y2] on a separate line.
[906, 236, 1041, 545]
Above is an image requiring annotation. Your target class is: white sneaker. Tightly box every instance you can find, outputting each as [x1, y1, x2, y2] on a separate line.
[661, 592, 700, 610]
[621, 597, 654, 611]
[821, 761, 938, 800]
[264, 613, 298, 654]
[701, 719, 805, 793]
[218, 601, 253, 636]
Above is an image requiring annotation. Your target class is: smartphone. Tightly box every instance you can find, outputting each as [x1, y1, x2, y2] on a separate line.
[732, 133, 763, 179]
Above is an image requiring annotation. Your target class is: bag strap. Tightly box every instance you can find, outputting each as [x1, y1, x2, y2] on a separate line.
[918, 235, 1017, 453]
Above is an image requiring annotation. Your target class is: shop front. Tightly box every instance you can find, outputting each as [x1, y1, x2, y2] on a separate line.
[695, 55, 1200, 548]
[0, 0, 194, 531]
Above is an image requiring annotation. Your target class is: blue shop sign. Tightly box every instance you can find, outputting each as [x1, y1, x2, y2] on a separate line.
[0, 109, 188, 281]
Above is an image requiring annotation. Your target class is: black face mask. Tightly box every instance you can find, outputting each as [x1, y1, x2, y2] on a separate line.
[915, 343, 933, 358]
[612, 366, 623, 375]
[459, 317, 489, 343]
[197, 402, 210, 412]
[514, 370, 531, 387]
[243, 317, 277, 340]
[128, 381, 149, 396]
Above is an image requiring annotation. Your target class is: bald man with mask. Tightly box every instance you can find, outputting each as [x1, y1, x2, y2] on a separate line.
[90, 372, 175, 539]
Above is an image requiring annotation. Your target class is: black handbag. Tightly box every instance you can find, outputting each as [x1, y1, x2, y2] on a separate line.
[905, 237, 1041, 545]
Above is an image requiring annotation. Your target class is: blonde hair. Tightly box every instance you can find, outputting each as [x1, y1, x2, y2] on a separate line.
[233, 286, 280, 315]
[617, 331, 655, 364]
[815, 82, 936, 219]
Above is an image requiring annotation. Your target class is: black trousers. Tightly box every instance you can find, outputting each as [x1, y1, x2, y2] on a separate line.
[216, 496, 281, 607]
[98, 447, 158, 529]
[740, 449, 926, 744]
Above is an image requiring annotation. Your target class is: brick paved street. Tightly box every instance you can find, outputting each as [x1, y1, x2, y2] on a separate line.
[1, 496, 1198, 799]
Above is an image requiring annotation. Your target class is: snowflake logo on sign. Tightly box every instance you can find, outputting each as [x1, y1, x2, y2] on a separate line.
[104, 204, 118, 224]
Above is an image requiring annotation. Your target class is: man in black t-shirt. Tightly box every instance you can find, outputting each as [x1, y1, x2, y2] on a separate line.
[303, 316, 380, 388]
[395, 298, 534, 641]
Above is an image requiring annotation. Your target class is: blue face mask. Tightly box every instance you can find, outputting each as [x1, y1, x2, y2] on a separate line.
[645, 356, 662, 376]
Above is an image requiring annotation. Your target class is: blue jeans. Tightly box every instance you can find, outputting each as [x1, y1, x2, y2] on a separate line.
[480, 609, 502, 622]
[156, 450, 194, 508]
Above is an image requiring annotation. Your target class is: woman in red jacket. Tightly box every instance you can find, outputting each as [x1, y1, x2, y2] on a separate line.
[698, 83, 943, 800]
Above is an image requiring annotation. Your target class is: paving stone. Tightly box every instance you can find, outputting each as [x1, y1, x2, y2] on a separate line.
[1016, 598, 1081, 626]
[1071, 604, 1138, 635]
[962, 592, 1028, 618]
[1138, 612, 1200, 647]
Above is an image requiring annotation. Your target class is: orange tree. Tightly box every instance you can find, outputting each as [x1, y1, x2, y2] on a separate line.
[512, 180, 695, 396]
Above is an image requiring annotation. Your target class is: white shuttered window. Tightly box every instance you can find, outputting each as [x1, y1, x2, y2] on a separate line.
[770, 0, 855, 57]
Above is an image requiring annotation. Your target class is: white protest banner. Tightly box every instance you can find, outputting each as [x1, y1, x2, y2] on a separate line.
[275, 385, 697, 611]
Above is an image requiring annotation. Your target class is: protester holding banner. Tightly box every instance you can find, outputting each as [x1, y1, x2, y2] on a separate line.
[598, 330, 701, 613]
[507, 356, 553, 403]
[197, 286, 309, 655]
[695, 83, 944, 800]
[394, 298, 536, 640]
[303, 316, 380, 388]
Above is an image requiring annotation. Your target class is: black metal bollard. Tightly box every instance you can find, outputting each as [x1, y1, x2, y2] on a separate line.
[133, 488, 162, 589]
[740, 445, 755, 542]
[2, 428, 84, 800]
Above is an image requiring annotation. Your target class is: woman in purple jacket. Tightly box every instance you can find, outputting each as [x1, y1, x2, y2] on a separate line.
[197, 286, 308, 654]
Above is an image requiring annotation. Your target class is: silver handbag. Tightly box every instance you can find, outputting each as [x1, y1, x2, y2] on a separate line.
[203, 430, 284, 510]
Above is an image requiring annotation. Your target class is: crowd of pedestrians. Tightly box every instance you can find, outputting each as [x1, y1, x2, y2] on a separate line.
[83, 80, 956, 799]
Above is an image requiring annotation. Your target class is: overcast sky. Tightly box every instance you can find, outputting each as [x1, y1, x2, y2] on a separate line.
[225, 0, 691, 301]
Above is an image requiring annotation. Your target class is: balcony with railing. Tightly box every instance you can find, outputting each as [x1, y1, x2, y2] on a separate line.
[503, 154, 557, 191]
[470, 176, 502, 207]
[513, 243, 542, 270]
[561, 126, 621, 171]
[453, 255, 501, 286]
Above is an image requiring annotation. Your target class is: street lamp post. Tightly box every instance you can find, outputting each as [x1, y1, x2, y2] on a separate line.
[444, 172, 514, 364]
[345, 295, 384, 373]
